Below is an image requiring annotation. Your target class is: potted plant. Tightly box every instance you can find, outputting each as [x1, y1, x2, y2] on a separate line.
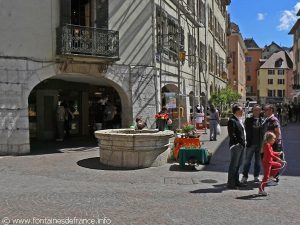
[181, 123, 195, 138]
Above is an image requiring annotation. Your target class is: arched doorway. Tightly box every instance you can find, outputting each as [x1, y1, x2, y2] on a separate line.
[28, 74, 130, 146]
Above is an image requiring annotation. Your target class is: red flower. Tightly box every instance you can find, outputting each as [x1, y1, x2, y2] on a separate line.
[155, 113, 169, 120]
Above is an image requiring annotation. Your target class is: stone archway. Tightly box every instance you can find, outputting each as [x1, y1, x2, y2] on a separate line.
[26, 63, 131, 152]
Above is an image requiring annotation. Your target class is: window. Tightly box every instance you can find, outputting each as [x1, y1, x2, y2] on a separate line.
[268, 90, 275, 97]
[278, 69, 284, 75]
[275, 58, 283, 67]
[199, 41, 206, 72]
[197, 0, 205, 24]
[247, 75, 251, 81]
[214, 16, 217, 36]
[187, 0, 195, 13]
[278, 79, 285, 85]
[246, 86, 253, 93]
[268, 69, 275, 75]
[268, 79, 273, 84]
[277, 90, 285, 97]
[208, 7, 213, 31]
[219, 57, 224, 77]
[156, 8, 185, 62]
[61, 0, 108, 28]
[246, 56, 252, 62]
[215, 53, 219, 76]
[209, 46, 214, 73]
[188, 34, 196, 66]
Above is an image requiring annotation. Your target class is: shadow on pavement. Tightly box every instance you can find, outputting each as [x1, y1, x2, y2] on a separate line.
[29, 137, 98, 155]
[190, 181, 259, 194]
[77, 157, 145, 171]
[236, 194, 267, 200]
[169, 164, 204, 172]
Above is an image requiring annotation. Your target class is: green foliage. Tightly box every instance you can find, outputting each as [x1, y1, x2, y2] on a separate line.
[210, 87, 241, 116]
[181, 123, 194, 134]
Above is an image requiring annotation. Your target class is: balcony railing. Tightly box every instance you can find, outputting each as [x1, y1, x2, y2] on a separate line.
[57, 24, 119, 59]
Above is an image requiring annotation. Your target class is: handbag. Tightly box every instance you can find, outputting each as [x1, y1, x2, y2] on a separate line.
[216, 124, 221, 135]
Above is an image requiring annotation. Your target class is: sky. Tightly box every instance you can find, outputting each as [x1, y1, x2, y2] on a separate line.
[228, 0, 300, 48]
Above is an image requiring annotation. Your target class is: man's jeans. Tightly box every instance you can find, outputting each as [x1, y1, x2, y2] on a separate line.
[228, 144, 245, 186]
[242, 145, 261, 179]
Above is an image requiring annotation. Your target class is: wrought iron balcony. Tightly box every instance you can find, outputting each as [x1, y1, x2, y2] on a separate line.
[57, 24, 119, 60]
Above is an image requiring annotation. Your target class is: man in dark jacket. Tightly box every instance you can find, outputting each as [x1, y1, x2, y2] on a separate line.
[227, 104, 246, 189]
[241, 104, 264, 183]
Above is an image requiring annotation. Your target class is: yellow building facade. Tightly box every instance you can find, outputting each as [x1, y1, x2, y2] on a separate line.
[258, 51, 294, 104]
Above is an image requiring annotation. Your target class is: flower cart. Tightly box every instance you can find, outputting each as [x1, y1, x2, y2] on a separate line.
[173, 123, 211, 167]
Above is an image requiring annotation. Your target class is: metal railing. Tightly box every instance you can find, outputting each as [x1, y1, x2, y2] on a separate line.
[57, 24, 119, 59]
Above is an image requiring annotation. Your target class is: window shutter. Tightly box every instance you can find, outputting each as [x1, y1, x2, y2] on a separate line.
[96, 0, 108, 28]
[60, 0, 71, 25]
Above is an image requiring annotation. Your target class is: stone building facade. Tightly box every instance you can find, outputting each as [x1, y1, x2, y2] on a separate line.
[244, 38, 262, 101]
[227, 22, 247, 101]
[0, 0, 231, 155]
[289, 10, 300, 102]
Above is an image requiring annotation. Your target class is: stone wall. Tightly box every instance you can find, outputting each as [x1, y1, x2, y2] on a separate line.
[0, 58, 58, 155]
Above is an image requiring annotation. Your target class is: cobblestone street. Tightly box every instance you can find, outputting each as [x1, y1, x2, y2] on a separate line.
[1, 123, 300, 225]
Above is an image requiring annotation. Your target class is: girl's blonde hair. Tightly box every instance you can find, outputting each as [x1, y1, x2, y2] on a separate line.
[261, 131, 276, 153]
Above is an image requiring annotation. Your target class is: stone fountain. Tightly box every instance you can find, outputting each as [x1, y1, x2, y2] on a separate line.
[94, 129, 174, 169]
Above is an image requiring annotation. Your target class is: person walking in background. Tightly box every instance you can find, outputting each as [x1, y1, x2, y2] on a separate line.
[95, 103, 105, 130]
[56, 102, 66, 141]
[208, 105, 220, 141]
[258, 132, 284, 196]
[64, 104, 74, 139]
[241, 104, 264, 183]
[227, 104, 247, 189]
[104, 100, 117, 129]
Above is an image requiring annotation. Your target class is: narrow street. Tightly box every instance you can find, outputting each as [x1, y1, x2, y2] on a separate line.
[0, 123, 300, 225]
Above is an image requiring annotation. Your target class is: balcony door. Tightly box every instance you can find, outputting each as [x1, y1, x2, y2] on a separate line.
[61, 0, 108, 28]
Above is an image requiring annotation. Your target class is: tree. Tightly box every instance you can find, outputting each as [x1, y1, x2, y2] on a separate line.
[210, 87, 241, 116]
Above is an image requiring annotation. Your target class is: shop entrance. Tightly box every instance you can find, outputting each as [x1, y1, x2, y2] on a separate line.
[28, 77, 123, 142]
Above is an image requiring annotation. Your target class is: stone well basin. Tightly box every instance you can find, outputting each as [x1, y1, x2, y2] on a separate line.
[94, 129, 174, 169]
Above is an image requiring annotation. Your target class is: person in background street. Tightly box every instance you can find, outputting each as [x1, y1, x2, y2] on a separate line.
[258, 132, 284, 196]
[195, 104, 205, 129]
[64, 104, 74, 139]
[227, 104, 246, 189]
[112, 107, 121, 129]
[241, 104, 264, 183]
[95, 103, 104, 130]
[56, 102, 66, 141]
[288, 104, 293, 123]
[104, 100, 117, 129]
[208, 105, 220, 141]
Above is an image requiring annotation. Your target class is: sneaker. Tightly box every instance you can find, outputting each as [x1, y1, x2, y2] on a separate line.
[254, 177, 260, 182]
[241, 176, 248, 183]
[266, 180, 278, 186]
[258, 190, 268, 196]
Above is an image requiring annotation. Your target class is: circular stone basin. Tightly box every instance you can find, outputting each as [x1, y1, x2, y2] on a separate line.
[95, 129, 174, 169]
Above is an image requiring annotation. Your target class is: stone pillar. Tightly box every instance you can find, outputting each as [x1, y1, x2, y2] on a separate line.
[0, 58, 30, 155]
